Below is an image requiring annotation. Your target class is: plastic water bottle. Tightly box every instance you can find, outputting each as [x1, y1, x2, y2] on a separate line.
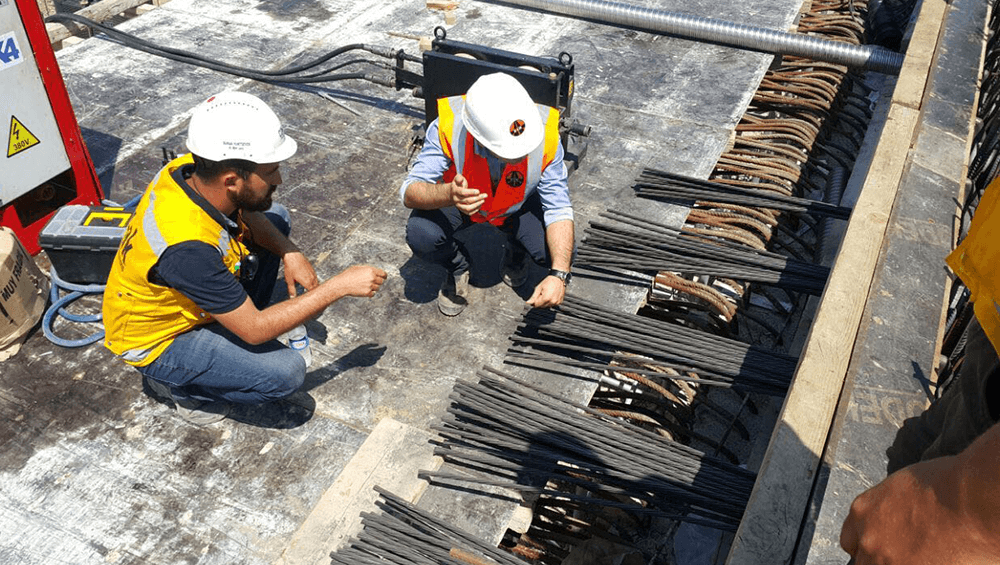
[286, 325, 312, 368]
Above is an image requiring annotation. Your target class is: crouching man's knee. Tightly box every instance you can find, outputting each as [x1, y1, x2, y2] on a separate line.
[255, 352, 306, 402]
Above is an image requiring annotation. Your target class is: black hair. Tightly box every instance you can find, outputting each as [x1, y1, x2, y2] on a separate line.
[191, 154, 256, 182]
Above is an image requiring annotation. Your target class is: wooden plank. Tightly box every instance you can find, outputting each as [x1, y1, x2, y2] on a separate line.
[35, 0, 56, 18]
[725, 0, 951, 562]
[426, 0, 459, 9]
[894, 0, 948, 110]
[45, 0, 151, 44]
[727, 103, 919, 564]
[277, 418, 441, 565]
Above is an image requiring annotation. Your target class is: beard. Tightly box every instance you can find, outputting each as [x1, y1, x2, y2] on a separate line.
[234, 185, 276, 212]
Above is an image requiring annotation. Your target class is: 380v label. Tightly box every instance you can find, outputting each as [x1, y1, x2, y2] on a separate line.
[0, 31, 23, 71]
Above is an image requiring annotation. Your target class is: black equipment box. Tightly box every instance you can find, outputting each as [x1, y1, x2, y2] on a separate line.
[391, 28, 589, 171]
[39, 205, 132, 284]
[419, 28, 576, 126]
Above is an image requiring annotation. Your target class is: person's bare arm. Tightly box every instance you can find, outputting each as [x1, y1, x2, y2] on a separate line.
[243, 210, 318, 297]
[403, 174, 486, 215]
[840, 421, 1000, 564]
[213, 265, 387, 344]
[527, 219, 573, 308]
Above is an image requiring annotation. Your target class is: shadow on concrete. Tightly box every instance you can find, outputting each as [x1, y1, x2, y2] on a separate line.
[400, 255, 443, 304]
[228, 393, 318, 429]
[910, 359, 935, 400]
[141, 376, 317, 429]
[136, 340, 385, 430]
[80, 127, 123, 192]
[301, 342, 387, 393]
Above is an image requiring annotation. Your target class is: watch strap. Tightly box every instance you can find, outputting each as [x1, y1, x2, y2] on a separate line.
[548, 269, 571, 285]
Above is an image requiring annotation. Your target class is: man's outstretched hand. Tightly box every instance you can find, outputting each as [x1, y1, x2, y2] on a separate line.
[526, 275, 566, 309]
[334, 265, 388, 298]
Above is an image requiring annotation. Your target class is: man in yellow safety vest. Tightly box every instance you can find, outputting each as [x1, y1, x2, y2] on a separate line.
[103, 91, 387, 425]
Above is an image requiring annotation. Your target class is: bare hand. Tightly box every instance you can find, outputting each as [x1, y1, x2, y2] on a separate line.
[335, 265, 388, 298]
[450, 174, 486, 216]
[840, 455, 996, 564]
[526, 275, 566, 309]
[282, 251, 319, 297]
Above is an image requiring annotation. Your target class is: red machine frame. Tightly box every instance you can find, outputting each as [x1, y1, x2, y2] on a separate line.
[1, 0, 103, 254]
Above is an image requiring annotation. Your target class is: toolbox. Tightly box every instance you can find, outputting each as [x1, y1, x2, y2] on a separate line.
[38, 205, 132, 284]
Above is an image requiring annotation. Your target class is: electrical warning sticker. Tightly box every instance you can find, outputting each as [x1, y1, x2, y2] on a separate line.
[7, 116, 40, 158]
[0, 31, 23, 71]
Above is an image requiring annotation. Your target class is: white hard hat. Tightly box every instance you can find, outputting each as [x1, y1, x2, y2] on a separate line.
[461, 73, 544, 160]
[186, 91, 297, 164]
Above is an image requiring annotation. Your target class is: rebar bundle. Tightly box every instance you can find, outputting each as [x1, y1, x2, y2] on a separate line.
[329, 487, 530, 565]
[639, 0, 875, 337]
[577, 209, 831, 295]
[634, 168, 852, 220]
[349, 4, 882, 564]
[509, 294, 796, 397]
[420, 367, 758, 532]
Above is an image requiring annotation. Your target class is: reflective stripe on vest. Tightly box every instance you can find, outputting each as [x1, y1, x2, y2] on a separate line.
[437, 96, 560, 226]
[102, 154, 248, 366]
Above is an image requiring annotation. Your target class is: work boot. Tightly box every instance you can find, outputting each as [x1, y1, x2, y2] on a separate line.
[438, 270, 470, 316]
[502, 246, 529, 288]
[174, 396, 231, 426]
[144, 376, 230, 425]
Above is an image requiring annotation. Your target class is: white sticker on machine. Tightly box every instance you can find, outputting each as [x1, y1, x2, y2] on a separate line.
[0, 31, 24, 71]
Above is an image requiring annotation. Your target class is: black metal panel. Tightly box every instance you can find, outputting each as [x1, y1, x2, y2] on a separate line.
[421, 31, 575, 126]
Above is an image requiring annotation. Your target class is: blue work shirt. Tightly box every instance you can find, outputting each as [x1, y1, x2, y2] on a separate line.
[399, 119, 573, 227]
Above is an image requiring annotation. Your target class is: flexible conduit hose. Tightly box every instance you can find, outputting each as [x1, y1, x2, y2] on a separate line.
[43, 266, 105, 348]
[490, 0, 905, 74]
[817, 165, 848, 263]
[45, 13, 412, 87]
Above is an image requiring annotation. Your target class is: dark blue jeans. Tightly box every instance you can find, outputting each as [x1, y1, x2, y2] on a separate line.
[137, 204, 305, 405]
[405, 192, 550, 275]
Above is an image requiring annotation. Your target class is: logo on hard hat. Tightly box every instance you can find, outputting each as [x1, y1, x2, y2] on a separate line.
[505, 171, 524, 188]
[509, 119, 526, 137]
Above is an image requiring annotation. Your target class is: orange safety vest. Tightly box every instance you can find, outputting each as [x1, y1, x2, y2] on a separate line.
[437, 95, 561, 226]
[947, 176, 1000, 353]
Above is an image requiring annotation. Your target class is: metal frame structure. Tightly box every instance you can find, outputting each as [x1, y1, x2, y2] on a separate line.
[1, 0, 102, 254]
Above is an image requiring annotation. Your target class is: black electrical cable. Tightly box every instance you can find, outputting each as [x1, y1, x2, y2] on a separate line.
[44, 13, 421, 87]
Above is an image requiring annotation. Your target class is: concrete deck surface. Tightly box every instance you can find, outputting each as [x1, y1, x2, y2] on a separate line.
[1, 0, 806, 562]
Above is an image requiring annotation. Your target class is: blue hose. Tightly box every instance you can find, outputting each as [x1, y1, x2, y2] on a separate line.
[42, 266, 106, 348]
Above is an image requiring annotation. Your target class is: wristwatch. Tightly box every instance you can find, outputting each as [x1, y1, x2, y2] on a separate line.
[548, 269, 572, 286]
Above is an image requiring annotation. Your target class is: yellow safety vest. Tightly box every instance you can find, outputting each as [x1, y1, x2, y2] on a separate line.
[102, 154, 249, 366]
[947, 176, 1000, 353]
